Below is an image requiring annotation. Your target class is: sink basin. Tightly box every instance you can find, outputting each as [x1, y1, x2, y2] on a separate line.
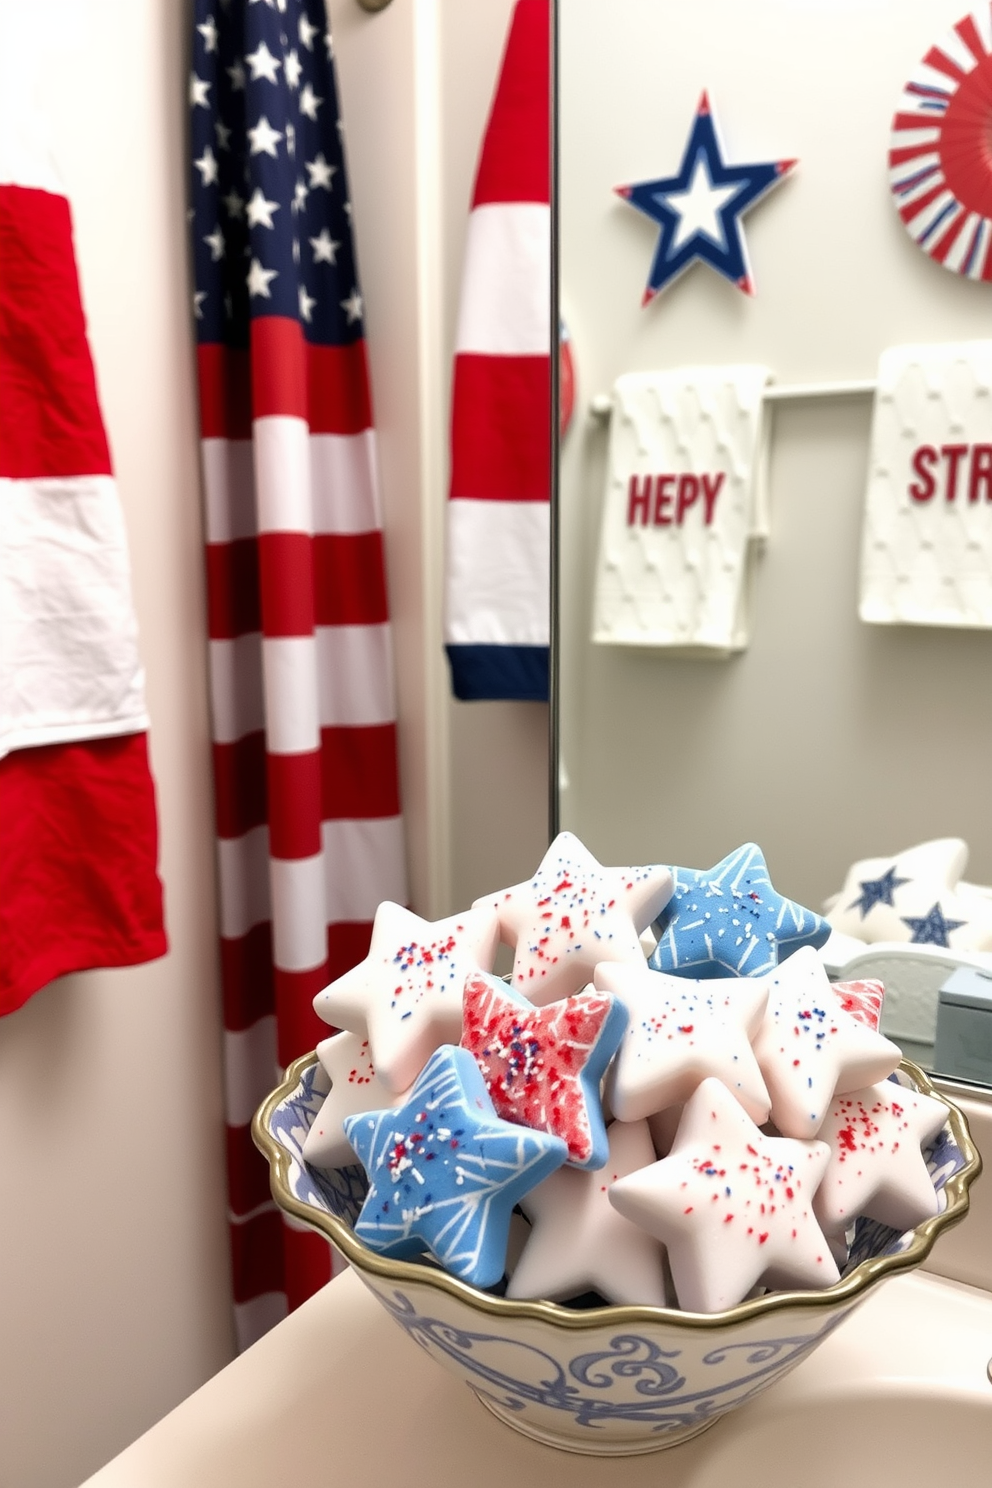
[666, 1270, 992, 1486]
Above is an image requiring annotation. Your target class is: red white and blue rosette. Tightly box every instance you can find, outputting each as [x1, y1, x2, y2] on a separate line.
[889, 6, 992, 279]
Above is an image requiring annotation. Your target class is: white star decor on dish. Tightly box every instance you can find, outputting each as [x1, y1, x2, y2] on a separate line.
[508, 1120, 670, 1307]
[608, 1078, 839, 1313]
[825, 838, 992, 951]
[302, 1032, 407, 1171]
[594, 961, 770, 1124]
[812, 1080, 948, 1236]
[476, 832, 673, 1006]
[751, 948, 901, 1139]
[312, 901, 500, 1094]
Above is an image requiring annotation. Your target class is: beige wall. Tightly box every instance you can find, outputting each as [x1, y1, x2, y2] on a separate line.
[0, 5, 235, 1488]
[0, 3, 549, 1487]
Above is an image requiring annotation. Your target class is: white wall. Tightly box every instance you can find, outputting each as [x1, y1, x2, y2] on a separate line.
[559, 0, 992, 908]
[0, 4, 549, 1486]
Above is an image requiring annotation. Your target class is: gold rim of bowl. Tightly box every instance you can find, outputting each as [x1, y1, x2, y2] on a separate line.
[252, 1051, 982, 1333]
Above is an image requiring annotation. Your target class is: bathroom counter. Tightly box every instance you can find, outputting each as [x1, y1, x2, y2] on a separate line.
[81, 1265, 992, 1487]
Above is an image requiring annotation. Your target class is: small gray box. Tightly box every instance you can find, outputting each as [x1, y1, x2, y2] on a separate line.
[933, 966, 992, 1084]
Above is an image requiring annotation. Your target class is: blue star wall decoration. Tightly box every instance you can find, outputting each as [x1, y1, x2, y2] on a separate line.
[615, 91, 797, 304]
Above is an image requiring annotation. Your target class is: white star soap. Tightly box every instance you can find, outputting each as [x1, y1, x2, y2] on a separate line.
[752, 948, 901, 1139]
[595, 961, 770, 1124]
[812, 1080, 948, 1236]
[302, 1033, 407, 1171]
[476, 832, 673, 1006]
[608, 1079, 840, 1313]
[312, 901, 500, 1094]
[508, 1120, 670, 1307]
[825, 838, 992, 952]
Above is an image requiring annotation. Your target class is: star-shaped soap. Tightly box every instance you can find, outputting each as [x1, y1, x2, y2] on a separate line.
[831, 978, 885, 1032]
[460, 972, 626, 1169]
[649, 843, 830, 980]
[312, 902, 500, 1094]
[825, 838, 992, 951]
[751, 948, 901, 1139]
[608, 1078, 839, 1313]
[615, 91, 796, 303]
[477, 832, 673, 1006]
[594, 961, 770, 1125]
[507, 1120, 670, 1307]
[302, 1033, 407, 1171]
[344, 1045, 567, 1288]
[812, 1080, 948, 1236]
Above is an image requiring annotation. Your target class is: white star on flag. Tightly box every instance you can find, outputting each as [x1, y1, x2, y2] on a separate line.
[222, 188, 244, 218]
[299, 83, 323, 121]
[247, 257, 277, 297]
[292, 178, 308, 213]
[192, 290, 207, 318]
[299, 13, 318, 49]
[299, 284, 316, 322]
[245, 40, 282, 83]
[204, 226, 226, 261]
[245, 187, 279, 228]
[305, 153, 335, 190]
[190, 73, 211, 108]
[215, 120, 231, 150]
[194, 145, 219, 185]
[284, 49, 302, 89]
[226, 60, 245, 91]
[247, 116, 283, 158]
[341, 289, 363, 323]
[197, 17, 219, 52]
[310, 228, 339, 263]
[285, 122, 296, 158]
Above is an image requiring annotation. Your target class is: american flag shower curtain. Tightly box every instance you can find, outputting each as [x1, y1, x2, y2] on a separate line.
[190, 0, 407, 1347]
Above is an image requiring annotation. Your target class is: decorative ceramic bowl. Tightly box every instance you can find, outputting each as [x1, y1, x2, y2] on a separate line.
[253, 1054, 980, 1457]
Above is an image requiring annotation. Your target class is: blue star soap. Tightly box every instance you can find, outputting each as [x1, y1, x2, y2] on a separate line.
[344, 1045, 568, 1288]
[649, 843, 829, 979]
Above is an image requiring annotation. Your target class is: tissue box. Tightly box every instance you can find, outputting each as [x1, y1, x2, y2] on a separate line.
[933, 966, 992, 1084]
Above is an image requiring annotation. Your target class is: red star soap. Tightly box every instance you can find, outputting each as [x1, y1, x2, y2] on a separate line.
[608, 1078, 839, 1313]
[460, 972, 626, 1169]
[831, 978, 885, 1032]
[476, 831, 673, 1006]
[812, 1080, 948, 1236]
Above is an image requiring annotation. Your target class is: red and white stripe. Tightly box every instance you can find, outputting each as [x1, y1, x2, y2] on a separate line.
[0, 83, 166, 1013]
[198, 320, 407, 1349]
[889, 4, 992, 280]
[443, 0, 552, 700]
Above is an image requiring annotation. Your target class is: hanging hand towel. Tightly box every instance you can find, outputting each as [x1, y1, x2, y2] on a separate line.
[591, 366, 771, 652]
[860, 342, 992, 627]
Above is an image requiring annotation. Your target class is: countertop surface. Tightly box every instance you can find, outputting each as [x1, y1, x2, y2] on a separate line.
[81, 1265, 992, 1488]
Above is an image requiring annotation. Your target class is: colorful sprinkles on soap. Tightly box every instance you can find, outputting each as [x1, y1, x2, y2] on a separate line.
[813, 1079, 948, 1235]
[595, 961, 770, 1124]
[650, 843, 830, 979]
[608, 1078, 839, 1312]
[460, 972, 626, 1168]
[345, 1045, 568, 1287]
[753, 948, 901, 1140]
[481, 832, 673, 1005]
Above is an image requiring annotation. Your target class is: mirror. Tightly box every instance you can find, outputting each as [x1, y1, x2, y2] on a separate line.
[555, 0, 992, 1090]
